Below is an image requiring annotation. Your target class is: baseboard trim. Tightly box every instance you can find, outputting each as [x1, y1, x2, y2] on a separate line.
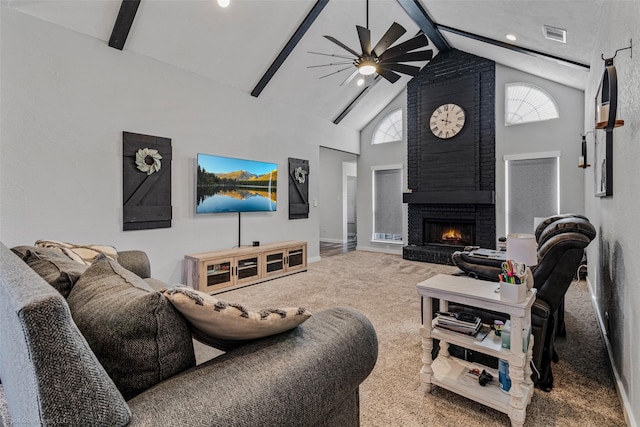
[586, 277, 637, 427]
[320, 238, 346, 244]
[308, 255, 321, 264]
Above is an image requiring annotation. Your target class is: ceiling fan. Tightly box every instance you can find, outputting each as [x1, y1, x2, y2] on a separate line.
[308, 0, 433, 85]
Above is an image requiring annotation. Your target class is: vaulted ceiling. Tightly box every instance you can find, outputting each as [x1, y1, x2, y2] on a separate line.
[4, 0, 602, 130]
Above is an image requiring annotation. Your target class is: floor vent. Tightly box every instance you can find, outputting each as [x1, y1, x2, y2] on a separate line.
[543, 25, 567, 43]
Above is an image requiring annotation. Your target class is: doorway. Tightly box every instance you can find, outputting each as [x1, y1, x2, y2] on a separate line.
[319, 147, 358, 256]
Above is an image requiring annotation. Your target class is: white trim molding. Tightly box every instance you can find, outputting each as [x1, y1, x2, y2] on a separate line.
[587, 277, 638, 427]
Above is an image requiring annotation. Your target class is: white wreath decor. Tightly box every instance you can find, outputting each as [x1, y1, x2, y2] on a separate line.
[135, 148, 162, 175]
[294, 166, 308, 184]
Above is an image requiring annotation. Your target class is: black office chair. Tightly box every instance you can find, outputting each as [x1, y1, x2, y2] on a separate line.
[448, 214, 596, 391]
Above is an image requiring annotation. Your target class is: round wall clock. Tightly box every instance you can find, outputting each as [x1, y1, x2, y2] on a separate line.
[429, 103, 466, 139]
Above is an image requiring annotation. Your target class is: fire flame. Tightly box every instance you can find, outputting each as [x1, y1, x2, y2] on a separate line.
[441, 228, 462, 241]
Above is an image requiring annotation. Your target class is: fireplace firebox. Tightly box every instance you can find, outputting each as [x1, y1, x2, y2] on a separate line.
[424, 220, 475, 247]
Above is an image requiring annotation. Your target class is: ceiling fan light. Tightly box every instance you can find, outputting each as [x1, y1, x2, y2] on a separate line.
[358, 64, 377, 75]
[356, 78, 365, 86]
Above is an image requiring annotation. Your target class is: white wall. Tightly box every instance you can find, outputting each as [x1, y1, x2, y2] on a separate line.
[495, 65, 585, 239]
[584, 3, 640, 425]
[0, 9, 359, 283]
[357, 90, 406, 254]
[318, 147, 357, 243]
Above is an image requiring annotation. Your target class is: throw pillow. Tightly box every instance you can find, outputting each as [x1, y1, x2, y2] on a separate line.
[162, 286, 311, 349]
[12, 246, 88, 298]
[35, 239, 118, 265]
[67, 258, 195, 400]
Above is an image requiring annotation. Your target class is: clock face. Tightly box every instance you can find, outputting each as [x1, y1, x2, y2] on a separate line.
[429, 103, 466, 139]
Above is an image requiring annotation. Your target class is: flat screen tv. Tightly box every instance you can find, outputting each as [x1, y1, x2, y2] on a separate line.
[196, 153, 277, 214]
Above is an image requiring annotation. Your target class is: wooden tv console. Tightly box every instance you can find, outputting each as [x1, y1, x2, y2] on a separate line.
[184, 241, 307, 294]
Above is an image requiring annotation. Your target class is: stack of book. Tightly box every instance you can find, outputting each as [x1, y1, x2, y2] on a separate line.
[435, 312, 482, 336]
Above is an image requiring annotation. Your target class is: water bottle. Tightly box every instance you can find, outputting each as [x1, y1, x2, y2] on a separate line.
[498, 359, 511, 392]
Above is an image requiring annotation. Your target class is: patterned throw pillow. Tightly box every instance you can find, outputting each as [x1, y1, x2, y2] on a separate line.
[67, 258, 195, 400]
[35, 239, 118, 265]
[162, 286, 311, 350]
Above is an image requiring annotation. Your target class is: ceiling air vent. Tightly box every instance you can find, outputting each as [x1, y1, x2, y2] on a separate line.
[543, 25, 567, 43]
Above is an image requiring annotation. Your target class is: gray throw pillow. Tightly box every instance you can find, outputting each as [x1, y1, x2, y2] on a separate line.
[12, 246, 88, 297]
[67, 258, 195, 400]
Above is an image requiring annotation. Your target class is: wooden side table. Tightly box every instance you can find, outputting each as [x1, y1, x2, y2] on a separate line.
[417, 274, 536, 427]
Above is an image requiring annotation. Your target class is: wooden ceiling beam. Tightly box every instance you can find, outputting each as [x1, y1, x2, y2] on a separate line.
[333, 76, 381, 125]
[251, 0, 329, 97]
[396, 0, 450, 52]
[109, 0, 141, 50]
[437, 24, 590, 70]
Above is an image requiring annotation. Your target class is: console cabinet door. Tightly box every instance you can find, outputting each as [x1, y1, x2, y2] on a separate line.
[286, 245, 307, 272]
[202, 257, 234, 292]
[263, 250, 286, 278]
[235, 255, 261, 285]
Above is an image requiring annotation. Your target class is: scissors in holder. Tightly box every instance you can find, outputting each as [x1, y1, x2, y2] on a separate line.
[501, 260, 526, 284]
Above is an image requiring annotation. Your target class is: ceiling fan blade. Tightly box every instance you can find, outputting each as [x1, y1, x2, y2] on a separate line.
[308, 51, 357, 60]
[378, 63, 421, 77]
[307, 62, 355, 69]
[339, 69, 360, 87]
[376, 67, 402, 84]
[318, 66, 353, 79]
[323, 35, 361, 57]
[356, 25, 371, 56]
[372, 22, 406, 57]
[378, 35, 430, 62]
[380, 50, 433, 64]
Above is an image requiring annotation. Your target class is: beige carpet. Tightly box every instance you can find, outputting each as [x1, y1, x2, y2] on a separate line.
[0, 251, 626, 426]
[198, 250, 626, 427]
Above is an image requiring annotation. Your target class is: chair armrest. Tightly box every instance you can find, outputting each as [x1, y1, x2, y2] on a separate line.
[117, 250, 151, 279]
[126, 307, 378, 427]
[451, 251, 502, 281]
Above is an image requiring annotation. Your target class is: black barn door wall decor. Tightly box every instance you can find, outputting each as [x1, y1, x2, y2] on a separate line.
[123, 131, 172, 230]
[288, 158, 309, 220]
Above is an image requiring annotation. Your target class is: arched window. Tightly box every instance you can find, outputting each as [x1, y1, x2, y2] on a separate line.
[372, 109, 403, 144]
[505, 83, 559, 126]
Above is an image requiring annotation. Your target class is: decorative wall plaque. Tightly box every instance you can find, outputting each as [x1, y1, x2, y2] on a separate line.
[123, 131, 172, 230]
[288, 158, 309, 220]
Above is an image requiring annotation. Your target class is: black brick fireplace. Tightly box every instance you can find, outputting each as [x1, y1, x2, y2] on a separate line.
[403, 50, 496, 265]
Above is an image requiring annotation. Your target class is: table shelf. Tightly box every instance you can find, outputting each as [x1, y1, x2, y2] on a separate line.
[418, 274, 535, 427]
[428, 356, 532, 414]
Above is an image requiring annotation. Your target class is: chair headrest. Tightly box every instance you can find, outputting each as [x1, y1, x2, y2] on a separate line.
[535, 215, 596, 247]
[537, 231, 594, 260]
[537, 217, 596, 251]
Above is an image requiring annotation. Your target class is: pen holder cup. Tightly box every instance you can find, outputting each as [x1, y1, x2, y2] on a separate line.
[500, 281, 527, 303]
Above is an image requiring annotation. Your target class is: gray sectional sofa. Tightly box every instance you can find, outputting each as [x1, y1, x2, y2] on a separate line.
[0, 242, 378, 426]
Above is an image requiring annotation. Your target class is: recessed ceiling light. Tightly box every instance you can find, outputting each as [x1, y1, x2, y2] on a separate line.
[506, 34, 517, 41]
[218, 0, 230, 8]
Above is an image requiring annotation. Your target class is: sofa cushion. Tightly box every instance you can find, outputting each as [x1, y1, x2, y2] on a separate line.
[11, 246, 88, 298]
[67, 258, 195, 400]
[162, 286, 311, 350]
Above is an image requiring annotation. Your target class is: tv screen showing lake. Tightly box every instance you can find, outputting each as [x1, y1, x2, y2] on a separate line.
[196, 154, 278, 213]
[197, 186, 276, 213]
